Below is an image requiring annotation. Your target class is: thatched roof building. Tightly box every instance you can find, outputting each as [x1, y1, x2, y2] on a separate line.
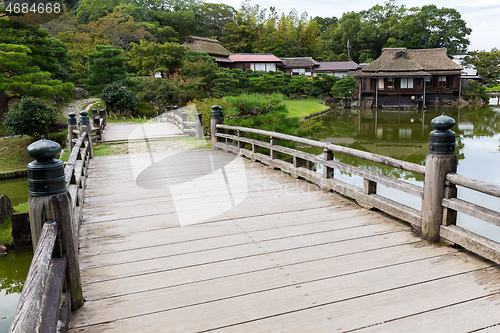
[183, 36, 231, 63]
[359, 48, 462, 77]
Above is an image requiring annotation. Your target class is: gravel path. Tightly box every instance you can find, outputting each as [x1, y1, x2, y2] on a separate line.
[60, 98, 101, 118]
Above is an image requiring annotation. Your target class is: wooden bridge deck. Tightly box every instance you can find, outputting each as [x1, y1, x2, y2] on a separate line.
[70, 145, 500, 332]
[101, 121, 184, 143]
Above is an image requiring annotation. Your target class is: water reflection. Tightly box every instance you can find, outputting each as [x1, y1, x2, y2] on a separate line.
[0, 250, 32, 332]
[305, 105, 500, 242]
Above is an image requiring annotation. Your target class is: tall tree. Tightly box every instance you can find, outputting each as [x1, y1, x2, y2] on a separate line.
[193, 3, 236, 39]
[128, 40, 187, 78]
[464, 49, 500, 86]
[0, 44, 72, 117]
[86, 44, 129, 94]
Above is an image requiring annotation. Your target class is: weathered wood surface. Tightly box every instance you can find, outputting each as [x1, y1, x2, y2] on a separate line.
[101, 122, 184, 143]
[9, 220, 58, 333]
[70, 149, 500, 332]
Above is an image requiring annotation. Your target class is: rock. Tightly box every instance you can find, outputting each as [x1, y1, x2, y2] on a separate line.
[0, 243, 7, 256]
[73, 87, 89, 99]
[11, 213, 32, 250]
[0, 193, 13, 225]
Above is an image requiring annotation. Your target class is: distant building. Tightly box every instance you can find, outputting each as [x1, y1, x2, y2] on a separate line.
[356, 48, 463, 108]
[183, 36, 231, 65]
[312, 61, 361, 77]
[223, 54, 282, 71]
[280, 57, 319, 76]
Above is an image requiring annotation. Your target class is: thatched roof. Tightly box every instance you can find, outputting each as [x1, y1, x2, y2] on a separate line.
[281, 57, 319, 68]
[362, 48, 462, 74]
[183, 36, 230, 57]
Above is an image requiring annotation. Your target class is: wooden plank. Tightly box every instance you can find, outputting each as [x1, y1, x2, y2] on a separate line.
[447, 173, 500, 198]
[9, 220, 58, 333]
[440, 224, 500, 265]
[442, 198, 500, 227]
[39, 255, 67, 333]
[80, 237, 450, 301]
[69, 258, 498, 331]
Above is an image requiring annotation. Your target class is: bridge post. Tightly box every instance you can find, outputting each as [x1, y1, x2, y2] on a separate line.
[79, 110, 93, 158]
[323, 144, 334, 179]
[98, 109, 106, 129]
[181, 111, 187, 135]
[68, 113, 77, 153]
[422, 114, 457, 242]
[26, 139, 84, 311]
[195, 113, 203, 139]
[211, 105, 223, 150]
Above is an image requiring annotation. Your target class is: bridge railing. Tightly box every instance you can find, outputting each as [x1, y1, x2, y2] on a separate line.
[213, 113, 500, 265]
[9, 111, 99, 332]
[153, 107, 203, 139]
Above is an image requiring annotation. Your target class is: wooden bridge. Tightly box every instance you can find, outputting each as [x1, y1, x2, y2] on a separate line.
[10, 110, 500, 332]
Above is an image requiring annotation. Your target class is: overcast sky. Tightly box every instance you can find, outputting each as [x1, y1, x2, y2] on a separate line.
[213, 0, 500, 52]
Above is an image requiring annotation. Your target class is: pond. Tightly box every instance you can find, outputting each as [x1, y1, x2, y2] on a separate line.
[302, 104, 500, 242]
[0, 177, 29, 207]
[0, 250, 32, 333]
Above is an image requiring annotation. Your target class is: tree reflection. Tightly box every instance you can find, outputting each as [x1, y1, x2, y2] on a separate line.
[0, 251, 32, 295]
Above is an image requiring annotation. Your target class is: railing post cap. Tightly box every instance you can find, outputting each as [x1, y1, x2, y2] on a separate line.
[26, 138, 66, 197]
[79, 111, 89, 117]
[68, 113, 77, 125]
[26, 137, 61, 161]
[211, 105, 220, 110]
[431, 113, 456, 131]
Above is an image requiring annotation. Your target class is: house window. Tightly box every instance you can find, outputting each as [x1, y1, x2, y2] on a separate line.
[387, 78, 394, 89]
[378, 78, 384, 90]
[438, 75, 447, 86]
[401, 78, 414, 89]
[334, 72, 347, 78]
[266, 63, 276, 72]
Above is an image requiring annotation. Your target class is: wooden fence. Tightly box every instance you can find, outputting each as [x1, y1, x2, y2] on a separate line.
[154, 109, 203, 139]
[213, 121, 500, 265]
[9, 111, 97, 333]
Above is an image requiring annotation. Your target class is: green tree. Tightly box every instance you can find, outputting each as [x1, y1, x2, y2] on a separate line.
[76, 0, 123, 22]
[128, 40, 187, 78]
[86, 45, 129, 95]
[464, 49, 500, 87]
[101, 82, 138, 114]
[3, 97, 58, 137]
[0, 44, 73, 117]
[193, 3, 236, 39]
[181, 51, 220, 91]
[331, 76, 357, 99]
[462, 81, 490, 104]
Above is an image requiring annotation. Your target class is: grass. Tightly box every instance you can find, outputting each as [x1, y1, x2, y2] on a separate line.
[284, 98, 330, 117]
[0, 136, 36, 173]
[0, 202, 29, 248]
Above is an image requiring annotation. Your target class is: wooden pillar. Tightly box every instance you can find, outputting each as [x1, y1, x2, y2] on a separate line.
[270, 135, 279, 160]
[195, 113, 203, 140]
[237, 129, 245, 149]
[323, 145, 334, 179]
[211, 105, 223, 150]
[26, 139, 84, 311]
[422, 114, 457, 242]
[79, 111, 93, 158]
[67, 113, 77, 153]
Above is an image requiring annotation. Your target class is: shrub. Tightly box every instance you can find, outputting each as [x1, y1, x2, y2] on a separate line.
[101, 82, 138, 114]
[463, 81, 490, 103]
[3, 97, 58, 138]
[135, 101, 157, 117]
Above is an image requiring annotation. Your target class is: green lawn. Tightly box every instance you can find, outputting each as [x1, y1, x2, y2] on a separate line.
[0, 136, 36, 173]
[284, 98, 330, 117]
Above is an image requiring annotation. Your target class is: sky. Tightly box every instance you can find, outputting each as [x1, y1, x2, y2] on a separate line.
[213, 0, 500, 52]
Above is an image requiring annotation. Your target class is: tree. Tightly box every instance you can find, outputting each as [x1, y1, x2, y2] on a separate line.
[0, 44, 73, 117]
[76, 0, 123, 22]
[86, 45, 129, 95]
[464, 49, 500, 87]
[3, 97, 58, 137]
[128, 40, 187, 78]
[0, 19, 72, 80]
[193, 3, 236, 39]
[331, 76, 357, 99]
[101, 82, 138, 114]
[181, 51, 220, 91]
[84, 6, 156, 51]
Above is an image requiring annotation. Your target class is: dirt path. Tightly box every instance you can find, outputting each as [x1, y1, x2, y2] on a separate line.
[60, 98, 101, 119]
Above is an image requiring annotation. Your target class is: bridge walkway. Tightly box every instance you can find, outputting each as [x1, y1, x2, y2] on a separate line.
[69, 140, 500, 331]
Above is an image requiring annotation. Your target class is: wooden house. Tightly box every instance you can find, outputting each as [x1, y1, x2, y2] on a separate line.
[356, 48, 463, 109]
[280, 57, 319, 76]
[183, 36, 231, 65]
[224, 54, 282, 71]
[312, 61, 361, 77]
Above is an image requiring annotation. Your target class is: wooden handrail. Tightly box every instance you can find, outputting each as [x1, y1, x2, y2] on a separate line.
[9, 220, 61, 333]
[214, 121, 500, 264]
